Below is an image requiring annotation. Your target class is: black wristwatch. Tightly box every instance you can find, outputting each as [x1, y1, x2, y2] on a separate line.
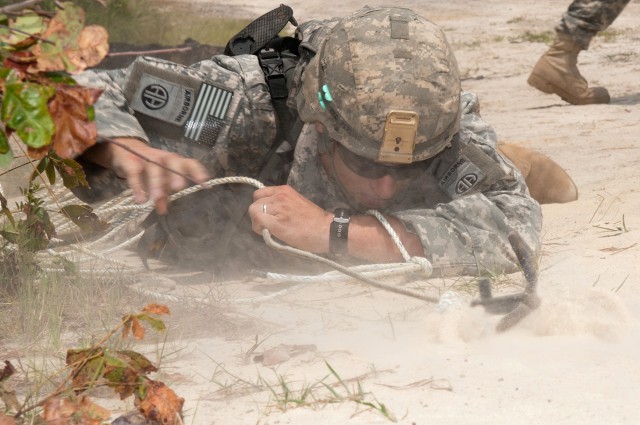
[329, 208, 351, 256]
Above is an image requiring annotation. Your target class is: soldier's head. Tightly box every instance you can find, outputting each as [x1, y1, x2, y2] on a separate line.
[297, 6, 461, 162]
[297, 6, 461, 208]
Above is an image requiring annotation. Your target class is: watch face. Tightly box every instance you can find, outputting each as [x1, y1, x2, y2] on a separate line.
[334, 208, 351, 220]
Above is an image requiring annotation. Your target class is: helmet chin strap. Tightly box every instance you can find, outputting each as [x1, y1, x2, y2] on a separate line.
[319, 129, 371, 213]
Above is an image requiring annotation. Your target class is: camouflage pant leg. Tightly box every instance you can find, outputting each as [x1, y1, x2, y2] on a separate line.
[556, 0, 631, 49]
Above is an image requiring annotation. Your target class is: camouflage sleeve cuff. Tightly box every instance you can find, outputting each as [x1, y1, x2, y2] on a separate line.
[392, 190, 542, 277]
[75, 68, 150, 143]
[93, 110, 150, 144]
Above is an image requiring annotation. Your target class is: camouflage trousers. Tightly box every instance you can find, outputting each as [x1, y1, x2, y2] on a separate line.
[557, 0, 631, 49]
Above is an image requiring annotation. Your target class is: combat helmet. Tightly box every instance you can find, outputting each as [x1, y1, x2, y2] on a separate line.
[296, 6, 461, 164]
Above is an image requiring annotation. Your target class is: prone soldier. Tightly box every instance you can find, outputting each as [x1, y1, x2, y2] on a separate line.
[73, 5, 575, 278]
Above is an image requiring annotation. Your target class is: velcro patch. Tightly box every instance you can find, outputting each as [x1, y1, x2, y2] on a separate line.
[131, 74, 194, 126]
[390, 15, 410, 39]
[439, 156, 486, 198]
[184, 83, 233, 146]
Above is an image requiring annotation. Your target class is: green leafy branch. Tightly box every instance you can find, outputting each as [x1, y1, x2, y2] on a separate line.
[0, 303, 185, 425]
[1, 1, 108, 166]
[0, 1, 111, 265]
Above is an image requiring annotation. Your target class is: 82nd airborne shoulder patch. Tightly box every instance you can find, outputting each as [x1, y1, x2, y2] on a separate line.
[439, 156, 486, 198]
[131, 74, 234, 148]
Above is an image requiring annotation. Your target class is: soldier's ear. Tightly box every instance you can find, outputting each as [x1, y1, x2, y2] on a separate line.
[316, 124, 335, 156]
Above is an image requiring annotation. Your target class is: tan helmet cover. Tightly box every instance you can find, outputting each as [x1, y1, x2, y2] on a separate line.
[296, 6, 461, 163]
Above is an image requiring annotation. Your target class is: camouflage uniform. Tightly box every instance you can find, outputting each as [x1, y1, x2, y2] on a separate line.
[75, 8, 542, 278]
[73, 54, 279, 202]
[289, 92, 541, 277]
[557, 0, 631, 49]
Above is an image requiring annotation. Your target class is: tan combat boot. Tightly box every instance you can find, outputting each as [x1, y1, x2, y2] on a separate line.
[498, 143, 578, 205]
[527, 33, 610, 105]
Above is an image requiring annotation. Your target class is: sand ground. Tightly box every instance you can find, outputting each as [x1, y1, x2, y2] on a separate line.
[3, 1, 640, 424]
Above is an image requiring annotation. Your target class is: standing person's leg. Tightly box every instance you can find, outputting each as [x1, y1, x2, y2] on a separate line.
[558, 0, 630, 49]
[527, 0, 630, 105]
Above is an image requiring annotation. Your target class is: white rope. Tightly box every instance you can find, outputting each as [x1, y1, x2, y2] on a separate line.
[366, 209, 434, 276]
[43, 239, 133, 268]
[260, 230, 439, 303]
[262, 262, 423, 283]
[9, 175, 443, 304]
[99, 230, 144, 254]
[366, 209, 411, 262]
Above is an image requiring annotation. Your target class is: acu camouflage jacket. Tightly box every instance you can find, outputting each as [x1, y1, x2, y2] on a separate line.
[74, 29, 542, 278]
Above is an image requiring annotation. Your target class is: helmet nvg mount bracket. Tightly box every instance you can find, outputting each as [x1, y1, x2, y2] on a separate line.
[379, 110, 419, 164]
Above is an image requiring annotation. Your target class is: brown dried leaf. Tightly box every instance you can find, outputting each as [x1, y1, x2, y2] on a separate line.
[122, 317, 132, 340]
[136, 380, 184, 425]
[66, 347, 102, 368]
[27, 3, 108, 73]
[52, 155, 90, 188]
[66, 348, 106, 391]
[0, 361, 15, 382]
[67, 25, 109, 71]
[48, 85, 102, 159]
[142, 303, 171, 316]
[131, 317, 145, 340]
[117, 350, 158, 375]
[26, 145, 51, 160]
[4, 51, 36, 72]
[42, 396, 110, 425]
[104, 364, 140, 400]
[0, 382, 22, 413]
[28, 4, 82, 73]
[60, 204, 109, 233]
[0, 412, 17, 425]
[71, 356, 105, 391]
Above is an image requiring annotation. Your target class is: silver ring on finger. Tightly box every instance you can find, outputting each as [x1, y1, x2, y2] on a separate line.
[262, 204, 267, 214]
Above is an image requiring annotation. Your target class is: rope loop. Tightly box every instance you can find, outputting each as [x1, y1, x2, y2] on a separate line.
[13, 175, 440, 304]
[409, 256, 433, 275]
[366, 209, 433, 276]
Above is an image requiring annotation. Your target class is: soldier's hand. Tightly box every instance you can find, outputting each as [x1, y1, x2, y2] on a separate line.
[86, 138, 209, 214]
[250, 185, 333, 253]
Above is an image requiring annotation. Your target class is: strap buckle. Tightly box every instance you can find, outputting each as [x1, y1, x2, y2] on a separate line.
[258, 48, 289, 99]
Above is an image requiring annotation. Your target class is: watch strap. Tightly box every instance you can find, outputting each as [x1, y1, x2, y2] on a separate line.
[329, 208, 351, 256]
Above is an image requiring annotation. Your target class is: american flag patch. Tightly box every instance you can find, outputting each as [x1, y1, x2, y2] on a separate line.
[184, 83, 233, 146]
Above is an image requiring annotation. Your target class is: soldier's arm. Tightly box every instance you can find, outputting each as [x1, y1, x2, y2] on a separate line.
[391, 123, 542, 277]
[83, 137, 208, 214]
[247, 185, 423, 261]
[351, 110, 540, 275]
[392, 183, 541, 277]
[73, 67, 208, 211]
[247, 172, 539, 275]
[74, 67, 149, 143]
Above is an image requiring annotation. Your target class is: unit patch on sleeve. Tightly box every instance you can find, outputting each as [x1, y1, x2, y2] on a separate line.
[439, 156, 486, 198]
[131, 74, 194, 126]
